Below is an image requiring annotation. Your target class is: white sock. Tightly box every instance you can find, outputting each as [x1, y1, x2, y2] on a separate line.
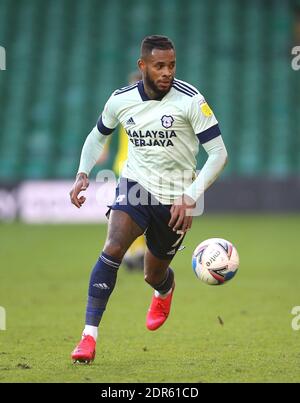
[82, 325, 98, 341]
[154, 288, 172, 299]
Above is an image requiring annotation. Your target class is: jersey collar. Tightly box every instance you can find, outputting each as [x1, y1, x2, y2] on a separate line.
[137, 80, 170, 102]
[138, 80, 150, 101]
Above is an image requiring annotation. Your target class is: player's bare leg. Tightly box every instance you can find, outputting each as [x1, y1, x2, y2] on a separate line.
[103, 210, 144, 259]
[144, 249, 175, 331]
[72, 210, 144, 363]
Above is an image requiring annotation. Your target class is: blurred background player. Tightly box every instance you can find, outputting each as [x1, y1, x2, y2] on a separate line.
[96, 71, 145, 271]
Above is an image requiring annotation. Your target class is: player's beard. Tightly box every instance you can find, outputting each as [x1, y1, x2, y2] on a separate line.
[144, 71, 173, 99]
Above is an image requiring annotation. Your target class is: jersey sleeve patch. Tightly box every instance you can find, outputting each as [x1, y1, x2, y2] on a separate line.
[197, 124, 221, 144]
[200, 101, 213, 117]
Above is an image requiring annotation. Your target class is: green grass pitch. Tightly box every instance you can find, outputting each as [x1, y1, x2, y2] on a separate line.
[0, 214, 300, 383]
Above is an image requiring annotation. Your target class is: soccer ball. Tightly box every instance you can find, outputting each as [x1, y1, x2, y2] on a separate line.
[192, 238, 239, 285]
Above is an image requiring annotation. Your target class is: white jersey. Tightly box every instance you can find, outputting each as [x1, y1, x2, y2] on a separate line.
[98, 79, 221, 204]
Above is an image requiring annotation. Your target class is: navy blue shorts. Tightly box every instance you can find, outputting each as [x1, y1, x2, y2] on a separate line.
[107, 178, 185, 260]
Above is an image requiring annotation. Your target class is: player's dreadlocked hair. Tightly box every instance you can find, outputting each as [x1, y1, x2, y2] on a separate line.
[141, 35, 175, 58]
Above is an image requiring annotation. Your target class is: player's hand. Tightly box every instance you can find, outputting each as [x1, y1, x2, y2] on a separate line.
[168, 194, 196, 233]
[69, 173, 89, 208]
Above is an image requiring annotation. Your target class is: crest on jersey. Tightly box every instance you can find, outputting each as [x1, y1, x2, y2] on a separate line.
[161, 115, 174, 129]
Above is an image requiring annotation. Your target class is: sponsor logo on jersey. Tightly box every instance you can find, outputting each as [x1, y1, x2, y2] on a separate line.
[126, 117, 135, 125]
[161, 115, 174, 128]
[126, 129, 177, 147]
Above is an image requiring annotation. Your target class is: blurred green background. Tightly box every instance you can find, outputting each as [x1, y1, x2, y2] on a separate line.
[0, 0, 299, 181]
[1, 0, 300, 383]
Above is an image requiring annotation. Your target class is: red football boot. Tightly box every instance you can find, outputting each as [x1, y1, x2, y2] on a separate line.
[146, 284, 175, 331]
[71, 334, 96, 364]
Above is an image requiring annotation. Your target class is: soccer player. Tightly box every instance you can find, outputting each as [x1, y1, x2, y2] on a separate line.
[70, 35, 228, 363]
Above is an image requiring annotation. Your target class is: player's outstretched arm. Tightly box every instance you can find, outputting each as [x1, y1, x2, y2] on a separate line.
[185, 135, 228, 202]
[69, 126, 108, 208]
